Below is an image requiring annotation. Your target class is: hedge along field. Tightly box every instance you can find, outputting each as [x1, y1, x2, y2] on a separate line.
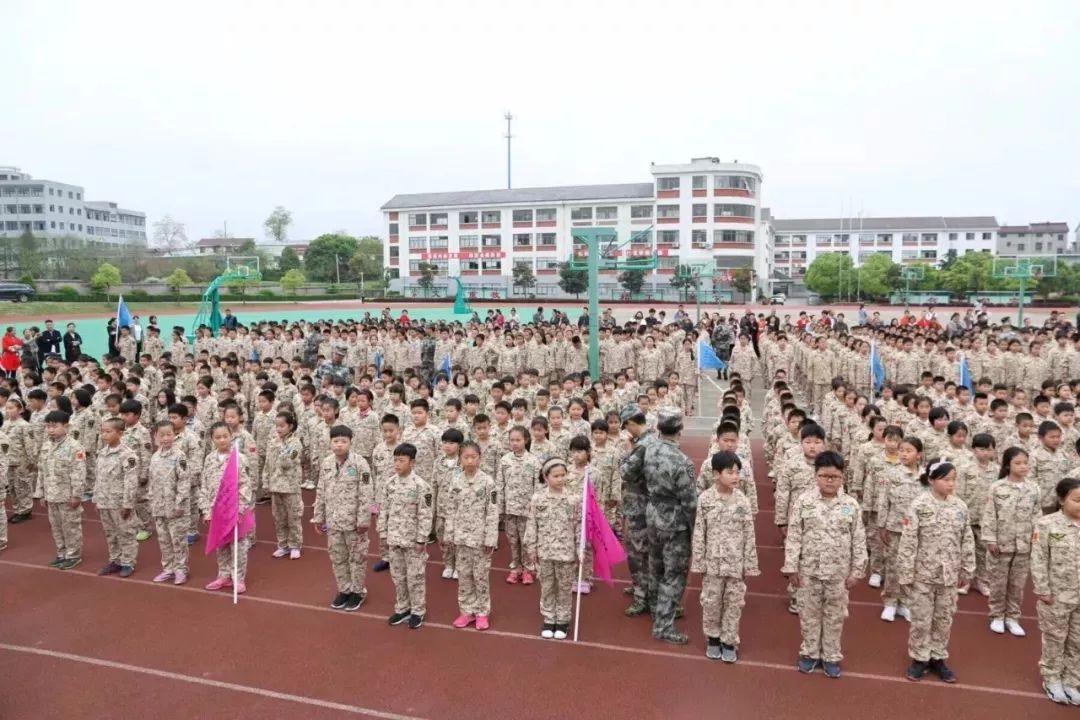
[13, 303, 583, 361]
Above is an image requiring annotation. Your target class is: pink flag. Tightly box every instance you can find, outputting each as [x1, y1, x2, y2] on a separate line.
[205, 444, 255, 555]
[584, 478, 626, 585]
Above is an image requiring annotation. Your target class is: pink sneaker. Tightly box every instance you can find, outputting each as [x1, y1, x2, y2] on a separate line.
[152, 571, 174, 583]
[475, 615, 490, 631]
[452, 613, 475, 628]
[289, 548, 301, 560]
[272, 548, 288, 558]
[235, 581, 246, 594]
[173, 571, 188, 585]
[205, 577, 233, 591]
[506, 570, 521, 584]
[521, 570, 535, 585]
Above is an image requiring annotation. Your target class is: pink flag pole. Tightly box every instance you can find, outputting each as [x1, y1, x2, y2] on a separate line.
[573, 470, 590, 643]
[232, 439, 239, 605]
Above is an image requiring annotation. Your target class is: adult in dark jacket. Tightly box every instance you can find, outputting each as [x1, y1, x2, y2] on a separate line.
[62, 323, 83, 363]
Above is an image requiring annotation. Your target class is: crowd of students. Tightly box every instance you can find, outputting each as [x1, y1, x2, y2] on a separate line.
[2, 308, 1078, 704]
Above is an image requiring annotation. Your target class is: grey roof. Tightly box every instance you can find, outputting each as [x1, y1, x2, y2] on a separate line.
[381, 183, 654, 210]
[999, 222, 1069, 234]
[771, 216, 998, 232]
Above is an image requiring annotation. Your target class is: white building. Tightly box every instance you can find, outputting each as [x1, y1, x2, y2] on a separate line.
[770, 216, 998, 290]
[0, 166, 147, 246]
[381, 157, 769, 298]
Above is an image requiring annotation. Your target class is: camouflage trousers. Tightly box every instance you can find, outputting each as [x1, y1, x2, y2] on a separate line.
[271, 492, 304, 550]
[971, 525, 987, 582]
[503, 514, 533, 572]
[906, 581, 958, 662]
[988, 551, 1030, 620]
[188, 482, 202, 536]
[84, 450, 97, 495]
[797, 576, 849, 662]
[154, 515, 189, 574]
[0, 496, 6, 546]
[99, 508, 138, 567]
[623, 504, 650, 603]
[1038, 600, 1080, 684]
[46, 502, 83, 560]
[812, 384, 830, 417]
[134, 482, 151, 533]
[539, 559, 575, 624]
[214, 530, 252, 582]
[864, 512, 884, 575]
[646, 526, 691, 635]
[882, 530, 908, 607]
[10, 466, 33, 514]
[700, 574, 746, 646]
[435, 516, 455, 570]
[328, 529, 369, 594]
[456, 545, 492, 616]
[389, 545, 427, 615]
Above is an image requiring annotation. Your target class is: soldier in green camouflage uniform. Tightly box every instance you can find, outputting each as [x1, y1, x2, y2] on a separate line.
[619, 404, 658, 616]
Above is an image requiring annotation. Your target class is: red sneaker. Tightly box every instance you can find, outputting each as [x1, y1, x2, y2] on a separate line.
[475, 615, 490, 631]
[452, 613, 475, 628]
[235, 581, 247, 594]
[521, 570, 535, 585]
[205, 577, 232, 591]
[506, 570, 521, 584]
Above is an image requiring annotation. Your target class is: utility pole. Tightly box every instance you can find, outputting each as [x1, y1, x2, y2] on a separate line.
[504, 112, 513, 189]
[335, 254, 341, 284]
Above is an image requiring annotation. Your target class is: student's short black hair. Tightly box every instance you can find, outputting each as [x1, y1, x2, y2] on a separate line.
[330, 424, 353, 440]
[1039, 420, 1062, 437]
[167, 403, 189, 417]
[393, 442, 417, 459]
[441, 428, 465, 444]
[119, 399, 142, 415]
[814, 451, 844, 472]
[800, 423, 826, 441]
[380, 413, 400, 426]
[1056, 477, 1080, 503]
[410, 398, 430, 411]
[711, 451, 742, 473]
[44, 410, 70, 424]
[568, 434, 591, 455]
[971, 432, 996, 450]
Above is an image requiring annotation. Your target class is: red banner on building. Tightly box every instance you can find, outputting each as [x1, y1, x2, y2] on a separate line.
[419, 250, 507, 261]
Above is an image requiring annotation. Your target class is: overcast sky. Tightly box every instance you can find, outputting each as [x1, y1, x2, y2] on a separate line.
[7, 0, 1078, 243]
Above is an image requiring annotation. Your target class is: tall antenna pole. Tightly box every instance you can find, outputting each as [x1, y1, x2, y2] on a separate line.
[504, 112, 513, 189]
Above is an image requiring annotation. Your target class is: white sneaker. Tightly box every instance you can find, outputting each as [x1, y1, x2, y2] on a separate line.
[1005, 619, 1026, 637]
[1046, 680, 1068, 704]
[441, 567, 454, 579]
[451, 570, 459, 580]
[880, 605, 896, 622]
[896, 606, 911, 622]
[1062, 685, 1080, 705]
[868, 573, 882, 589]
[957, 583, 969, 595]
[990, 618, 1005, 634]
[541, 627, 554, 639]
[553, 627, 567, 640]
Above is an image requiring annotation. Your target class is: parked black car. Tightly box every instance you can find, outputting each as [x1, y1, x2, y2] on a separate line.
[0, 282, 36, 302]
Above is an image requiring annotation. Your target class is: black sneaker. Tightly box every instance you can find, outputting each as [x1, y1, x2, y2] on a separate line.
[624, 599, 650, 617]
[653, 628, 689, 645]
[705, 638, 722, 660]
[344, 592, 366, 612]
[407, 614, 424, 629]
[331, 592, 350, 609]
[98, 562, 120, 576]
[906, 660, 928, 682]
[118, 565, 135, 578]
[388, 611, 411, 626]
[10, 511, 31, 524]
[541, 623, 556, 639]
[255, 496, 271, 505]
[48, 556, 64, 568]
[59, 557, 82, 570]
[373, 560, 390, 572]
[928, 659, 956, 683]
[426, 532, 437, 545]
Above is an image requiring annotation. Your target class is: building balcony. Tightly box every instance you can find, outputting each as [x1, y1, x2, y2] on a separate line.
[537, 268, 557, 275]
[692, 242, 710, 250]
[656, 190, 679, 199]
[536, 243, 556, 252]
[921, 239, 937, 246]
[481, 269, 501, 276]
[692, 189, 707, 198]
[692, 216, 707, 224]
[461, 269, 479, 276]
[859, 239, 874, 246]
[389, 235, 399, 243]
[430, 224, 448, 231]
[513, 221, 533, 228]
[536, 220, 556, 228]
[459, 222, 478, 230]
[657, 217, 680, 224]
[389, 256, 399, 265]
[481, 222, 501, 229]
[596, 220, 618, 226]
[631, 218, 651, 225]
[409, 247, 426, 253]
[408, 225, 427, 232]
[513, 245, 533, 252]
[715, 242, 754, 250]
[713, 215, 753, 224]
[572, 221, 592, 227]
[713, 188, 753, 198]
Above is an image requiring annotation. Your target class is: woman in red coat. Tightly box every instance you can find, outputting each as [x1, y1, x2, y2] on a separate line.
[2, 327, 23, 377]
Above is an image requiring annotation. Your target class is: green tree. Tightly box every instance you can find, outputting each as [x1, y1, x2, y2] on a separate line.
[163, 268, 193, 304]
[853, 254, 897, 299]
[264, 206, 293, 244]
[804, 253, 854, 297]
[278, 246, 302, 273]
[16, 231, 41, 278]
[558, 262, 588, 298]
[512, 262, 537, 294]
[304, 233, 358, 282]
[90, 262, 122, 301]
[730, 267, 753, 301]
[618, 269, 646, 295]
[937, 251, 1010, 296]
[347, 236, 384, 288]
[938, 248, 959, 270]
[1035, 261, 1080, 297]
[669, 265, 698, 300]
[279, 268, 306, 297]
[417, 262, 438, 296]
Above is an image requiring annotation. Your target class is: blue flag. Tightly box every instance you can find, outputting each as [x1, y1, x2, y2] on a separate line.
[870, 341, 886, 393]
[697, 340, 727, 370]
[116, 295, 133, 329]
[373, 350, 383, 375]
[431, 352, 453, 388]
[959, 356, 972, 391]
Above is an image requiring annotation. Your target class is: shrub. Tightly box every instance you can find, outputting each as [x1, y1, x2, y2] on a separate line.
[53, 286, 82, 300]
[126, 289, 151, 301]
[18, 274, 36, 289]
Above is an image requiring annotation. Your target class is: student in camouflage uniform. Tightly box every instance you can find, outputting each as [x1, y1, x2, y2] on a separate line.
[201, 422, 254, 593]
[499, 426, 541, 584]
[1032, 477, 1080, 704]
[148, 421, 192, 585]
[691, 451, 759, 663]
[264, 413, 305, 559]
[378, 443, 433, 629]
[525, 458, 580, 640]
[782, 451, 866, 678]
[0, 424, 8, 549]
[33, 410, 87, 570]
[4, 397, 34, 523]
[619, 404, 658, 617]
[983, 447, 1041, 636]
[643, 410, 698, 645]
[897, 461, 976, 682]
[370, 414, 402, 573]
[120, 399, 154, 541]
[94, 417, 140, 577]
[70, 389, 99, 499]
[446, 441, 500, 630]
[314, 425, 374, 613]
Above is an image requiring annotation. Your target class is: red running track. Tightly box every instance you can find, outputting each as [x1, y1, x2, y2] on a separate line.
[0, 437, 1068, 720]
